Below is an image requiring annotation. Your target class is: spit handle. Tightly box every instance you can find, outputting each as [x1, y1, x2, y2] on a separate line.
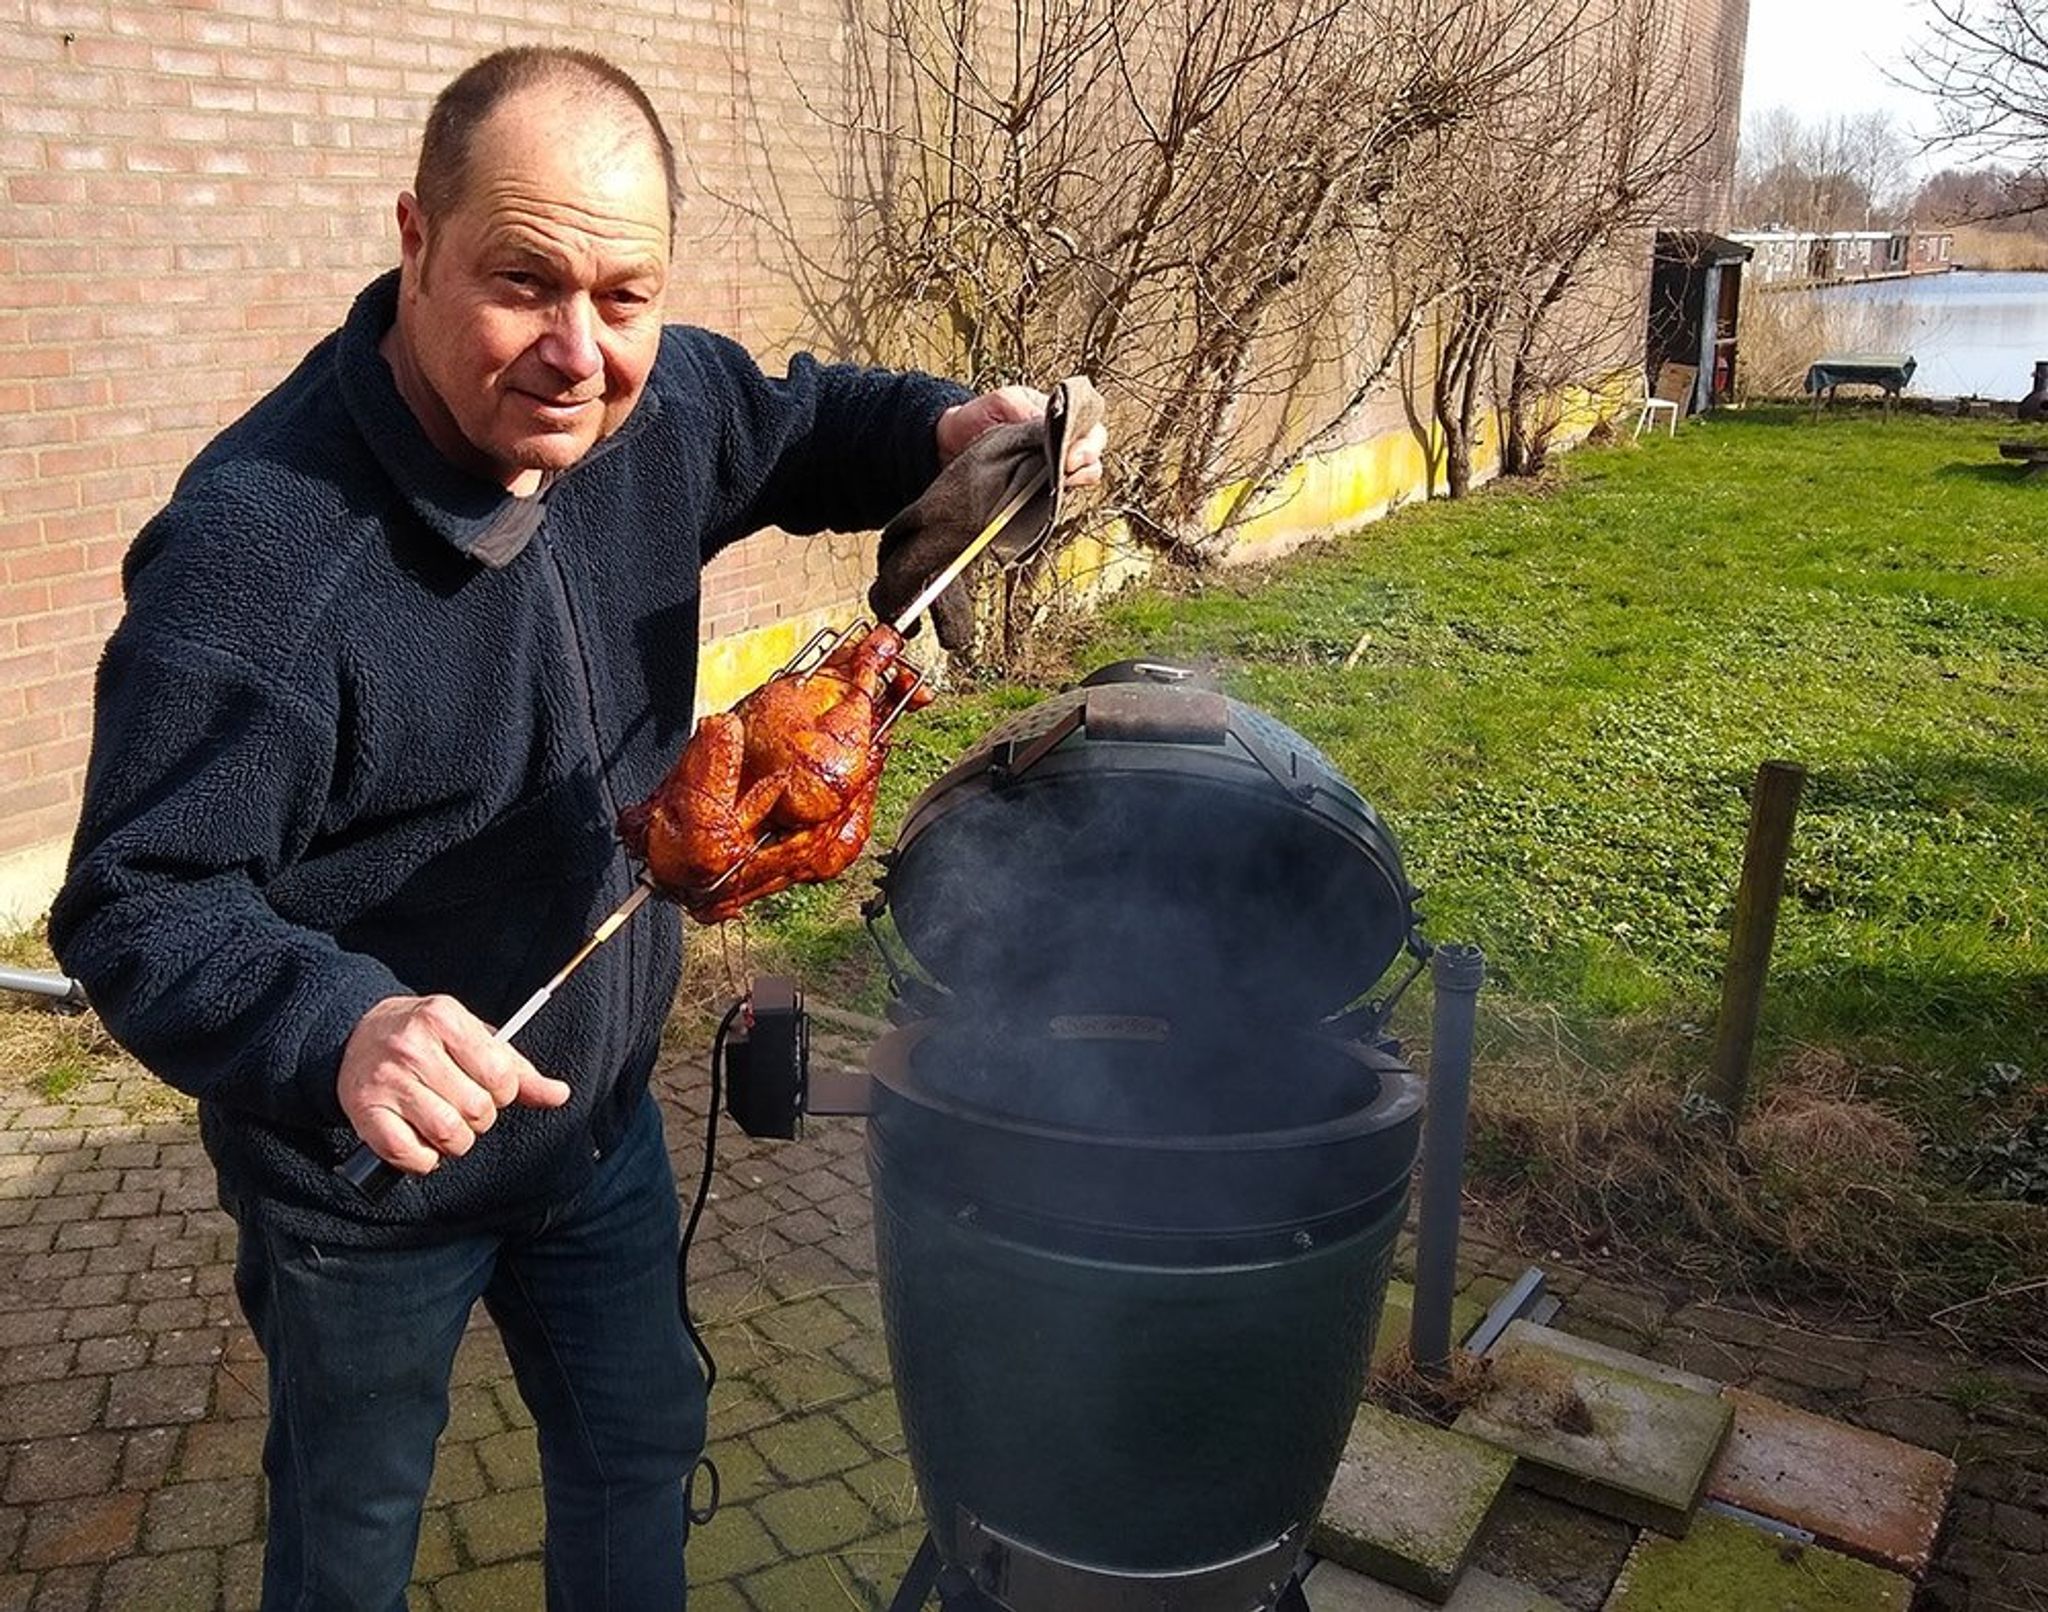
[335, 881, 654, 1203]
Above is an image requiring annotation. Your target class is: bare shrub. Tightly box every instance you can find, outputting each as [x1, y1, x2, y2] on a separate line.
[1907, 0, 2048, 174]
[746, 0, 1546, 567]
[1414, 0, 1727, 495]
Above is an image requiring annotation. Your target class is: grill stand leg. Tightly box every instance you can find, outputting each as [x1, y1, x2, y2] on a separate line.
[1275, 1573, 1312, 1612]
[935, 1566, 1006, 1610]
[888, 1534, 943, 1612]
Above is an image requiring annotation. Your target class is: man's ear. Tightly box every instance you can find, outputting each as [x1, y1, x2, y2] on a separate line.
[395, 191, 428, 286]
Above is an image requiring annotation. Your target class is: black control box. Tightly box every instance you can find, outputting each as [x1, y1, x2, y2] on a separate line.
[722, 976, 809, 1139]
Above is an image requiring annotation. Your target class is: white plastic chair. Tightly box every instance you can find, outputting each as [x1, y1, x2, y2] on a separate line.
[1635, 371, 1679, 439]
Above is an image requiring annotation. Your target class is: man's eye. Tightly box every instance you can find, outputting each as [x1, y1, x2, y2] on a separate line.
[499, 271, 543, 293]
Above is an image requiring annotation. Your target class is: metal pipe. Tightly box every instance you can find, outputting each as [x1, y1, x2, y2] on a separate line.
[890, 465, 1048, 633]
[1410, 942, 1485, 1374]
[0, 965, 88, 1011]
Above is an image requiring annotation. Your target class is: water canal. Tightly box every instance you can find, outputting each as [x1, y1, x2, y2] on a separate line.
[1811, 269, 2048, 401]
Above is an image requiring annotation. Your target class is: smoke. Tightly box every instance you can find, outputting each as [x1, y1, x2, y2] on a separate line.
[877, 678, 1427, 1231]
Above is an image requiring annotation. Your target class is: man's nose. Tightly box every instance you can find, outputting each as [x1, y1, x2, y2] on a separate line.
[537, 296, 603, 385]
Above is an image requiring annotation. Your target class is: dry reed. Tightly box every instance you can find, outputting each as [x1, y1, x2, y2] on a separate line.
[1456, 1001, 2048, 1352]
[1736, 289, 1920, 402]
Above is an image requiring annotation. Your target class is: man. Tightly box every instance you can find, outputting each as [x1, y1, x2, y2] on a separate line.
[50, 46, 1103, 1612]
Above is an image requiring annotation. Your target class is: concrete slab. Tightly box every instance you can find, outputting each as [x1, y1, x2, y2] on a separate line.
[1372, 1281, 1489, 1373]
[1487, 1321, 1720, 1397]
[1602, 1509, 1913, 1612]
[1470, 1489, 1637, 1612]
[1706, 1388, 1956, 1578]
[1453, 1328, 1732, 1536]
[1313, 1403, 1516, 1603]
[1304, 1559, 1568, 1611]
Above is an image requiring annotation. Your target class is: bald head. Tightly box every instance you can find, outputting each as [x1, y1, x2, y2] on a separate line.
[415, 47, 679, 233]
[383, 52, 674, 493]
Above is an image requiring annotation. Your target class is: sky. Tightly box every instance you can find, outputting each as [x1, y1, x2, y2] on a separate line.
[1741, 0, 1944, 145]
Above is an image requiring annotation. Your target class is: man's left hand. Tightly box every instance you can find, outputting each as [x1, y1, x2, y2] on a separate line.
[936, 385, 1107, 488]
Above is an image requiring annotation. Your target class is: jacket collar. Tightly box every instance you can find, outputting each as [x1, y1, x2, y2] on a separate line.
[334, 270, 661, 569]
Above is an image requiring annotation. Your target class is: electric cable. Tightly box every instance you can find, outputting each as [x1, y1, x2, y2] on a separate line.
[680, 996, 744, 1529]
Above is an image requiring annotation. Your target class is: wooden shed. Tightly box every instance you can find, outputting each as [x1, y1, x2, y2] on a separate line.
[1647, 231, 1753, 413]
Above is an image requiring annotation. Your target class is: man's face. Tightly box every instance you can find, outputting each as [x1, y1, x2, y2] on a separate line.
[392, 88, 671, 489]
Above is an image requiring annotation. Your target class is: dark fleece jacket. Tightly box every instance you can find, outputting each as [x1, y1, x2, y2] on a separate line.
[49, 271, 969, 1247]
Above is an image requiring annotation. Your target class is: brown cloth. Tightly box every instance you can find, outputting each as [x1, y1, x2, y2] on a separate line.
[870, 376, 1105, 650]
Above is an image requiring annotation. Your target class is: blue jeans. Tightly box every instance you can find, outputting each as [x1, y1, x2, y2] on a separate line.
[233, 1092, 706, 1612]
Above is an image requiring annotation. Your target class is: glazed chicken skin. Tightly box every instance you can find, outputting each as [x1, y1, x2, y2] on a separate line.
[618, 625, 934, 921]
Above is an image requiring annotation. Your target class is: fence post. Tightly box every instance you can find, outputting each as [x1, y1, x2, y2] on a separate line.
[1704, 760, 1807, 1121]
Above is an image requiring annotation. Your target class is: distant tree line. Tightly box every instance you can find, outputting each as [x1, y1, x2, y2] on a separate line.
[1735, 109, 1917, 232]
[1738, 1, 2048, 234]
[1735, 110, 2045, 232]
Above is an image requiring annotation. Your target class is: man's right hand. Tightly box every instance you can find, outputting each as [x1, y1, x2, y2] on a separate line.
[338, 995, 573, 1176]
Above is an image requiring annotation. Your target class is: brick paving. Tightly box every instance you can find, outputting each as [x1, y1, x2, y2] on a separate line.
[0, 1007, 2042, 1610]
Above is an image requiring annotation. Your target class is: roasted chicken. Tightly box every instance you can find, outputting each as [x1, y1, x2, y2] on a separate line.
[618, 625, 934, 921]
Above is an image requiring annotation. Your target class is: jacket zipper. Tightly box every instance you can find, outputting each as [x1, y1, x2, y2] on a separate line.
[534, 526, 625, 832]
[534, 525, 644, 1153]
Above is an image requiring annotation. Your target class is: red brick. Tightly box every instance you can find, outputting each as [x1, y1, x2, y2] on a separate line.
[39, 507, 122, 546]
[0, 581, 52, 618]
[0, 775, 71, 820]
[28, 375, 110, 410]
[54, 633, 104, 672]
[40, 69, 120, 108]
[17, 605, 100, 650]
[6, 543, 85, 583]
[63, 35, 153, 74]
[0, 268, 69, 305]
[23, 675, 86, 718]
[0, 476, 78, 518]
[17, 1491, 144, 1569]
[24, 733, 87, 778]
[44, 568, 119, 609]
[1, 101, 83, 138]
[35, 441, 117, 479]
[0, 710, 64, 757]
[0, 347, 73, 385]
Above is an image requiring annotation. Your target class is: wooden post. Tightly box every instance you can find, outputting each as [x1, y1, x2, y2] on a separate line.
[1705, 760, 1807, 1121]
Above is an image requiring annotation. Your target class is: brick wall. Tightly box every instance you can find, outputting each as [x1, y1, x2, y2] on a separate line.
[0, 0, 1749, 916]
[0, 0, 869, 898]
[1673, 0, 1751, 228]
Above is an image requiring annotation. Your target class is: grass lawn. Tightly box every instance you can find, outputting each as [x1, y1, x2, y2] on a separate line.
[1095, 409, 2044, 1095]
[746, 405, 2046, 1336]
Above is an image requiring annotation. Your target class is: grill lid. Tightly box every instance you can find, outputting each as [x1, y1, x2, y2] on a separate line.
[875, 661, 1422, 1023]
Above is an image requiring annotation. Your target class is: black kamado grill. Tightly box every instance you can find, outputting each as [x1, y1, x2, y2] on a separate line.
[851, 661, 1432, 1611]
